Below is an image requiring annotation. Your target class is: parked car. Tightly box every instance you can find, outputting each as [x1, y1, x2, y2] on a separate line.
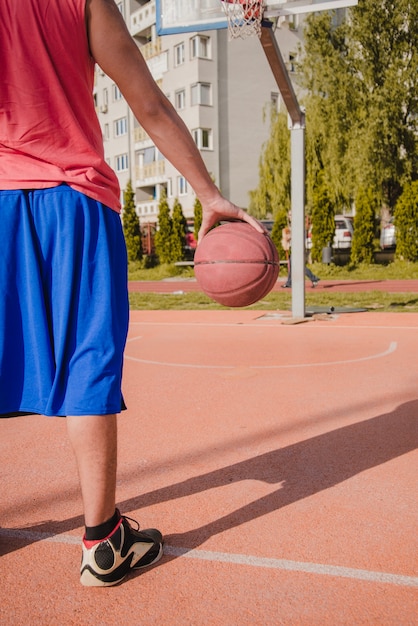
[333, 215, 354, 249]
[380, 218, 396, 249]
[184, 220, 197, 260]
[261, 219, 274, 234]
[306, 215, 354, 250]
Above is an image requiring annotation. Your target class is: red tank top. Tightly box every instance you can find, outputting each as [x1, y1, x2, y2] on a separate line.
[0, 0, 121, 212]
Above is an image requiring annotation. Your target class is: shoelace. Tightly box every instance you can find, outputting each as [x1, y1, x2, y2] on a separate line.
[121, 514, 141, 532]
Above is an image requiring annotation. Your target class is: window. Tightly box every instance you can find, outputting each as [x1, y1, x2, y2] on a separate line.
[192, 128, 212, 150]
[178, 176, 187, 195]
[191, 35, 211, 59]
[116, 153, 129, 172]
[103, 123, 109, 141]
[191, 82, 211, 106]
[100, 88, 109, 113]
[116, 1, 124, 17]
[113, 84, 123, 101]
[174, 42, 185, 66]
[270, 92, 279, 111]
[175, 89, 186, 110]
[167, 178, 173, 198]
[115, 117, 127, 137]
[143, 146, 155, 164]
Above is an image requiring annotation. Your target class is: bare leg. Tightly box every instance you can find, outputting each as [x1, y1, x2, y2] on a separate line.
[66, 414, 117, 527]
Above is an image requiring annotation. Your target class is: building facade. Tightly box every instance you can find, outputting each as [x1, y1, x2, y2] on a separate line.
[94, 0, 305, 223]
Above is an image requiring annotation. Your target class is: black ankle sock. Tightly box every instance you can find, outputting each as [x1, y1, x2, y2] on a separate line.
[85, 509, 120, 541]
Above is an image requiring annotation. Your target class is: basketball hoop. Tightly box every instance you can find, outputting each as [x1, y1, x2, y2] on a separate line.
[219, 0, 265, 39]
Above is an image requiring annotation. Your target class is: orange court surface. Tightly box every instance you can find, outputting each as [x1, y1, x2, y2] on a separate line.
[1, 309, 417, 625]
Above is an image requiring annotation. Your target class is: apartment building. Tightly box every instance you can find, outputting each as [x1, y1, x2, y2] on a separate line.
[95, 0, 305, 222]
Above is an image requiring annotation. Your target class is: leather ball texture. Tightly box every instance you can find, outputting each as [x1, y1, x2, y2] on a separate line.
[194, 222, 279, 307]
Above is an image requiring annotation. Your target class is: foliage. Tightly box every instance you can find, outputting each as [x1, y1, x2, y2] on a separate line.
[351, 187, 377, 265]
[154, 189, 172, 264]
[250, 3, 418, 265]
[193, 197, 202, 241]
[271, 209, 289, 261]
[395, 180, 418, 261]
[302, 15, 355, 210]
[249, 110, 291, 219]
[301, 2, 418, 214]
[347, 0, 418, 207]
[310, 170, 335, 262]
[122, 180, 143, 263]
[171, 198, 187, 262]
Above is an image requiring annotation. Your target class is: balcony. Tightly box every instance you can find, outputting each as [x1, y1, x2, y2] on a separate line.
[136, 201, 159, 221]
[135, 160, 166, 183]
[134, 126, 151, 144]
[130, 0, 156, 37]
[141, 38, 162, 60]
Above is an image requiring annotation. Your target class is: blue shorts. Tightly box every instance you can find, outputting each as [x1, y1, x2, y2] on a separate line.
[0, 186, 129, 416]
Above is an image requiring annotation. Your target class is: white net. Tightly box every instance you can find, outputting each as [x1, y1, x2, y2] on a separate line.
[219, 0, 265, 39]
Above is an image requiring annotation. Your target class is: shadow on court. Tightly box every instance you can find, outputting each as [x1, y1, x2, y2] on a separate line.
[1, 399, 417, 558]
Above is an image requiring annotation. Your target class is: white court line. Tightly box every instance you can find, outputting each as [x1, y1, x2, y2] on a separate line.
[1, 528, 417, 588]
[124, 341, 397, 369]
[164, 546, 418, 588]
[126, 335, 142, 343]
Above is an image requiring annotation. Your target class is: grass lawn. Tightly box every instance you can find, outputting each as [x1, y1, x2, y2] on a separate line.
[128, 259, 418, 313]
[129, 291, 418, 313]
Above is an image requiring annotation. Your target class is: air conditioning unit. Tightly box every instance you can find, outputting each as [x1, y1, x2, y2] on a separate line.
[100, 104, 108, 114]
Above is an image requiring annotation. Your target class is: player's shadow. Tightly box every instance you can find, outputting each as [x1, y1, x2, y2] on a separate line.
[1, 400, 417, 558]
[125, 400, 418, 551]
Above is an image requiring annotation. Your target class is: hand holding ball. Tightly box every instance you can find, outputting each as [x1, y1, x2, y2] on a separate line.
[194, 222, 279, 307]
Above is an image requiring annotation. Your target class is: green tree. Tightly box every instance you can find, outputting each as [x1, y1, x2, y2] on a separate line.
[154, 189, 172, 264]
[171, 198, 187, 262]
[301, 2, 418, 214]
[394, 181, 418, 262]
[347, 0, 418, 209]
[310, 170, 335, 262]
[302, 14, 355, 210]
[249, 110, 291, 219]
[351, 187, 377, 265]
[193, 197, 202, 241]
[270, 209, 289, 261]
[122, 180, 143, 263]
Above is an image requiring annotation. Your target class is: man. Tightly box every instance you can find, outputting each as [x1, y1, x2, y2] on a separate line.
[0, 0, 263, 586]
[280, 226, 320, 288]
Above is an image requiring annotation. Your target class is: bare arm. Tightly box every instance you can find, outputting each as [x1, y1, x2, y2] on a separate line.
[85, 0, 264, 239]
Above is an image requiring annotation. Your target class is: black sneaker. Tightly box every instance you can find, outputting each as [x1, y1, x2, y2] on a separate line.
[80, 514, 163, 587]
[312, 278, 320, 287]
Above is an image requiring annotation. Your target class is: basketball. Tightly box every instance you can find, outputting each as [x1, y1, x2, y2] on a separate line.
[194, 221, 279, 307]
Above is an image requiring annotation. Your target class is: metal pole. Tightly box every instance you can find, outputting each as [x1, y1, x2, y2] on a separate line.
[259, 22, 303, 126]
[290, 117, 306, 318]
[260, 21, 306, 318]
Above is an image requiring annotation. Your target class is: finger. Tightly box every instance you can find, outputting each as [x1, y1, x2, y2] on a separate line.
[241, 214, 268, 234]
